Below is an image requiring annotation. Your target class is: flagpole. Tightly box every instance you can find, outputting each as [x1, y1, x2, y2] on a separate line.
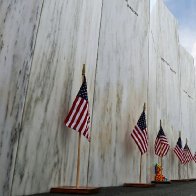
[76, 132, 81, 188]
[76, 64, 86, 188]
[139, 153, 142, 183]
[50, 64, 100, 194]
[124, 102, 154, 187]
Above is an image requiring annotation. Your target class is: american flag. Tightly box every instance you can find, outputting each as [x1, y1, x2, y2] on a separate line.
[183, 144, 193, 164]
[173, 137, 184, 164]
[155, 125, 170, 157]
[193, 152, 196, 163]
[64, 76, 90, 141]
[131, 111, 148, 154]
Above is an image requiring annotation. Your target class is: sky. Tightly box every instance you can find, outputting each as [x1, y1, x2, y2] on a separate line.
[150, 0, 196, 63]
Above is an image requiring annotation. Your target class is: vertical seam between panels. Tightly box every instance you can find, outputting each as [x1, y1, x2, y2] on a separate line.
[86, 0, 103, 186]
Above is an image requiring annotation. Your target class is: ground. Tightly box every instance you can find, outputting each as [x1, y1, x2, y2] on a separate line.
[28, 181, 196, 196]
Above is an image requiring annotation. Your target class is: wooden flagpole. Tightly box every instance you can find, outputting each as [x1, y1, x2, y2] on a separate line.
[50, 64, 100, 193]
[171, 131, 186, 182]
[76, 64, 85, 188]
[124, 102, 155, 187]
[76, 133, 81, 188]
[139, 153, 142, 183]
[151, 120, 172, 184]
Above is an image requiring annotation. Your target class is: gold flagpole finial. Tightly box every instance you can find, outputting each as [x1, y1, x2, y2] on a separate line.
[82, 64, 85, 76]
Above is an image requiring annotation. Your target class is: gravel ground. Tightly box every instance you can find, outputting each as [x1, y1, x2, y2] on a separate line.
[27, 181, 196, 196]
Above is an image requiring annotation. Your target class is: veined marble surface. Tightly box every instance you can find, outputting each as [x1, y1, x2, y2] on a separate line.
[11, 0, 102, 195]
[149, 0, 196, 180]
[1, 0, 196, 195]
[0, 1, 43, 195]
[88, 0, 149, 186]
[179, 46, 196, 178]
[179, 46, 195, 98]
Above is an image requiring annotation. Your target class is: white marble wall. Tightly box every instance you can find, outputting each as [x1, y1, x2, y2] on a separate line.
[0, 1, 43, 195]
[11, 0, 150, 194]
[1, 0, 196, 195]
[88, 0, 149, 186]
[150, 0, 181, 181]
[149, 0, 196, 181]
[11, 0, 102, 195]
[179, 46, 196, 178]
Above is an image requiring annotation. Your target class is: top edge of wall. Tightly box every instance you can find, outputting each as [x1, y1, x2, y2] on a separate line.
[151, 0, 178, 26]
[180, 45, 195, 64]
[151, 0, 195, 64]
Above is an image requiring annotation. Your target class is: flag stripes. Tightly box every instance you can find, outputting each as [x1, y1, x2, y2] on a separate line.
[131, 111, 148, 154]
[183, 144, 193, 164]
[193, 152, 196, 163]
[173, 137, 184, 163]
[64, 76, 90, 141]
[155, 125, 170, 157]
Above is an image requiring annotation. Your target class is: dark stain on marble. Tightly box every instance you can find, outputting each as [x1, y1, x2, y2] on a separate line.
[125, 0, 138, 16]
[3, 3, 11, 23]
[0, 34, 4, 52]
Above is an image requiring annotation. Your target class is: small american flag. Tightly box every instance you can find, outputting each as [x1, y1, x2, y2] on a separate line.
[193, 152, 196, 163]
[173, 137, 184, 163]
[131, 110, 148, 154]
[155, 125, 170, 157]
[64, 76, 90, 141]
[183, 144, 193, 164]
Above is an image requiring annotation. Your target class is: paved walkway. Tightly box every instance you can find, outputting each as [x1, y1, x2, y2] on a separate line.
[28, 182, 196, 196]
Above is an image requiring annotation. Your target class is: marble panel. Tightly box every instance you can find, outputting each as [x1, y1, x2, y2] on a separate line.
[149, 0, 189, 181]
[88, 0, 149, 186]
[156, 0, 179, 72]
[179, 46, 195, 98]
[155, 59, 180, 180]
[0, 1, 43, 195]
[147, 15, 159, 182]
[11, 0, 102, 195]
[179, 55, 196, 179]
[150, 0, 196, 181]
